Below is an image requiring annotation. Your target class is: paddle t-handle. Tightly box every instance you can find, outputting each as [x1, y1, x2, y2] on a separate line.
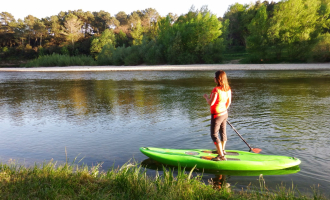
[227, 121, 262, 154]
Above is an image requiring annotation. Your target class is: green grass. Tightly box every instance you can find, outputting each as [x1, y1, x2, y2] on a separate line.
[222, 52, 249, 64]
[22, 53, 97, 67]
[223, 53, 248, 61]
[0, 158, 326, 200]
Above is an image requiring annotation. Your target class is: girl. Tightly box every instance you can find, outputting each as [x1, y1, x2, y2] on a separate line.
[203, 70, 232, 161]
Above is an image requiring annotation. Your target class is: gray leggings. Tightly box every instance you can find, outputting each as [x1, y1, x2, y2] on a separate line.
[210, 113, 228, 144]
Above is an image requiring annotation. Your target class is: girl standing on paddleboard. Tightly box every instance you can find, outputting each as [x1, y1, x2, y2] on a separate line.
[203, 70, 231, 161]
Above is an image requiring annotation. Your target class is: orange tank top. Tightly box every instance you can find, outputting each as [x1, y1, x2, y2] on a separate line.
[210, 87, 231, 114]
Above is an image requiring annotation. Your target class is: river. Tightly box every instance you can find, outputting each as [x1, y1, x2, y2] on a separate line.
[0, 70, 329, 196]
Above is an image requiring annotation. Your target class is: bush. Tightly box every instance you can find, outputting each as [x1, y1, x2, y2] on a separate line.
[202, 38, 225, 64]
[124, 45, 143, 66]
[97, 44, 116, 65]
[140, 40, 165, 65]
[38, 47, 45, 57]
[2, 47, 9, 53]
[310, 33, 330, 62]
[111, 46, 126, 66]
[60, 46, 70, 56]
[75, 37, 92, 56]
[22, 53, 97, 67]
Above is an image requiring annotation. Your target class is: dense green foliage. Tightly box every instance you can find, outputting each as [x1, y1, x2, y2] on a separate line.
[90, 29, 116, 59]
[1, 0, 330, 66]
[0, 160, 326, 199]
[310, 33, 330, 62]
[227, 0, 330, 63]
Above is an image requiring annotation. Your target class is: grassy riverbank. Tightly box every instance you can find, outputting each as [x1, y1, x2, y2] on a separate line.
[0, 159, 326, 200]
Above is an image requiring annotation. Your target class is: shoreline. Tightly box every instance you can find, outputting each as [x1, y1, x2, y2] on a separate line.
[0, 63, 330, 72]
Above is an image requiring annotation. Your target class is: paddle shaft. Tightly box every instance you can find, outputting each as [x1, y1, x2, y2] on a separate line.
[227, 121, 254, 151]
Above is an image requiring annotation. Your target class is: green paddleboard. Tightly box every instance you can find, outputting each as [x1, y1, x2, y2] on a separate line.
[140, 147, 301, 171]
[141, 158, 300, 176]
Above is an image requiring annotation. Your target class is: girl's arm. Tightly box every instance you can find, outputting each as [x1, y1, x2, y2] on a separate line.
[226, 90, 232, 109]
[203, 93, 217, 106]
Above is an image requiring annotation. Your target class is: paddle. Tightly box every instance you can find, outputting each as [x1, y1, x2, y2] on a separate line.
[227, 121, 262, 153]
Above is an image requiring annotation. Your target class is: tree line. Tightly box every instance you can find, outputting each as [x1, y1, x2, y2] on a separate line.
[1, 0, 330, 66]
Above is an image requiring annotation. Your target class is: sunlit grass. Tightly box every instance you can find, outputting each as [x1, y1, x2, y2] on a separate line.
[0, 158, 326, 200]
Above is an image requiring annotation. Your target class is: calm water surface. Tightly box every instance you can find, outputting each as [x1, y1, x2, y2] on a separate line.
[0, 70, 329, 196]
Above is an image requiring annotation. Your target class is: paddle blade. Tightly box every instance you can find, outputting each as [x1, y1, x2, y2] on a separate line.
[251, 148, 262, 154]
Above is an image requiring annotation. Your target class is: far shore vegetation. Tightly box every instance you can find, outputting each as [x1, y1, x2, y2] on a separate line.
[0, 158, 327, 199]
[1, 0, 330, 67]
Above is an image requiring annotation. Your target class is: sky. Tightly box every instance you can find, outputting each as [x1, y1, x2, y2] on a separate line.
[2, 0, 276, 21]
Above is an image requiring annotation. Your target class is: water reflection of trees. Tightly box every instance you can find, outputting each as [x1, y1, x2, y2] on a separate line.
[0, 77, 211, 125]
[2, 73, 329, 140]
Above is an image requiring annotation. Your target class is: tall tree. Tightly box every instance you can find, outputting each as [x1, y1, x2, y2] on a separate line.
[130, 20, 143, 45]
[128, 11, 141, 28]
[33, 20, 47, 46]
[14, 19, 27, 46]
[240, 1, 268, 46]
[318, 0, 330, 33]
[0, 12, 16, 27]
[176, 8, 222, 53]
[73, 9, 90, 37]
[166, 13, 179, 23]
[0, 12, 16, 47]
[92, 10, 112, 34]
[268, 0, 320, 60]
[157, 8, 223, 64]
[90, 29, 116, 59]
[115, 11, 129, 26]
[24, 15, 37, 46]
[247, 5, 269, 61]
[223, 3, 247, 46]
[141, 8, 160, 27]
[61, 13, 83, 49]
[115, 30, 129, 47]
[83, 11, 95, 36]
[108, 16, 120, 29]
[49, 16, 62, 39]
